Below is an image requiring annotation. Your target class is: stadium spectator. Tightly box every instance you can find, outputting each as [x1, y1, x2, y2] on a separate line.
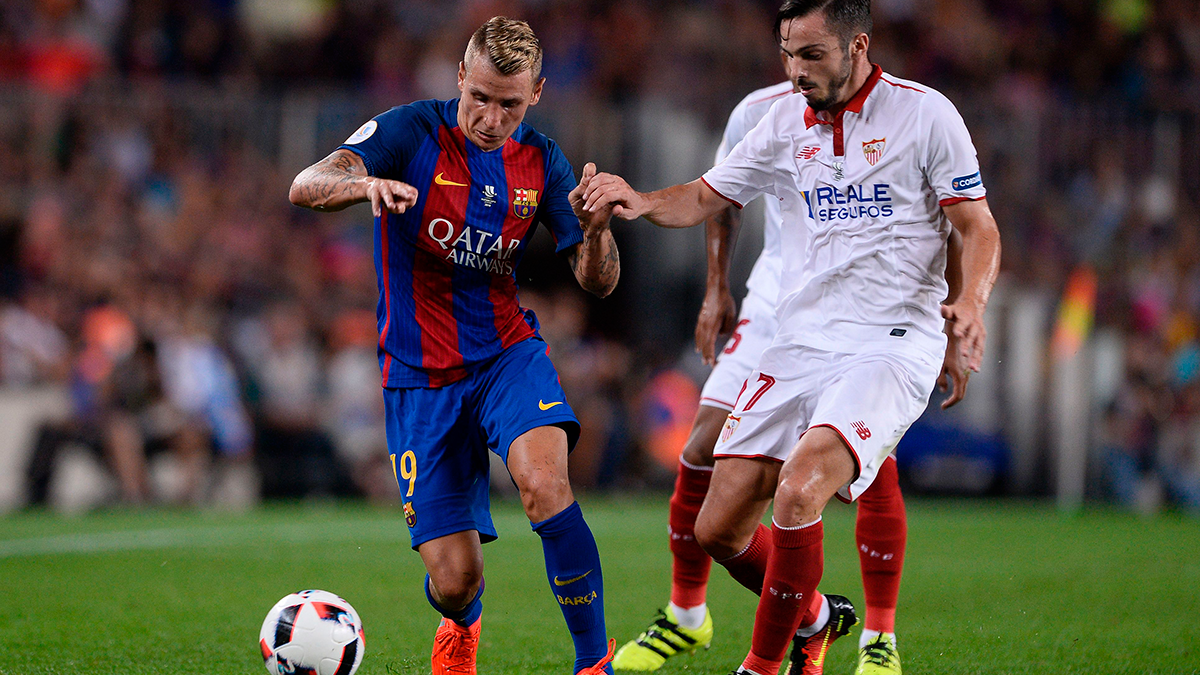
[238, 301, 347, 499]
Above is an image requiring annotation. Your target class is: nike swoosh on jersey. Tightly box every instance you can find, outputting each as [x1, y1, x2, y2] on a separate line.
[538, 400, 564, 410]
[553, 570, 592, 586]
[434, 172, 468, 187]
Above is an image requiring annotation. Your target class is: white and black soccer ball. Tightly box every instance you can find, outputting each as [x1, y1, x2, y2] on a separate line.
[259, 590, 365, 675]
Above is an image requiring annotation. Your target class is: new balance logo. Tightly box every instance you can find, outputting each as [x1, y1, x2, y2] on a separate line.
[797, 145, 821, 160]
[851, 421, 871, 440]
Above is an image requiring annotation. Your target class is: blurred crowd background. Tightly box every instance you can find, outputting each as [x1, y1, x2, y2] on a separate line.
[2, 0, 1199, 515]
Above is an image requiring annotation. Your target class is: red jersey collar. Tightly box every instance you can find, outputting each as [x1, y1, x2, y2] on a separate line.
[803, 64, 883, 129]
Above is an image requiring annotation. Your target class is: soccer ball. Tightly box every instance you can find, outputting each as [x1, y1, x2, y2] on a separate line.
[259, 590, 365, 675]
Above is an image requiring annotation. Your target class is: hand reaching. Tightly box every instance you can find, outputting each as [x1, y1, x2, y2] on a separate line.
[937, 328, 970, 409]
[366, 177, 418, 217]
[570, 162, 613, 235]
[695, 288, 738, 366]
[940, 299, 986, 373]
[582, 171, 647, 220]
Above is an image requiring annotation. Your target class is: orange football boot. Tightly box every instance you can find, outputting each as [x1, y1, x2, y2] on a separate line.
[575, 638, 616, 675]
[431, 617, 481, 675]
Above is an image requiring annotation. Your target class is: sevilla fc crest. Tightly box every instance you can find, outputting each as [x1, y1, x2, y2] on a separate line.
[513, 188, 539, 219]
[720, 415, 741, 444]
[862, 138, 886, 166]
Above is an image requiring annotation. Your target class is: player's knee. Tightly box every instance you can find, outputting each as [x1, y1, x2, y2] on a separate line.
[428, 569, 483, 611]
[773, 471, 829, 520]
[518, 473, 573, 523]
[679, 441, 715, 469]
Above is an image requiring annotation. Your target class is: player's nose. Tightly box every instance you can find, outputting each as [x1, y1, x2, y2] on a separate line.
[482, 105, 503, 129]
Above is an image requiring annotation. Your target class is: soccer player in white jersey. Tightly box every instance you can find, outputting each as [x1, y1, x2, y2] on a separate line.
[614, 70, 971, 674]
[585, 1, 1001, 673]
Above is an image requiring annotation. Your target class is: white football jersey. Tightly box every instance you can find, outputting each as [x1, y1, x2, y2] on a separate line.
[714, 81, 793, 305]
[703, 65, 986, 362]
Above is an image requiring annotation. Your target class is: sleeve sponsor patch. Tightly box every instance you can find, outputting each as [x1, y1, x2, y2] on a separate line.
[344, 120, 378, 145]
[951, 171, 982, 191]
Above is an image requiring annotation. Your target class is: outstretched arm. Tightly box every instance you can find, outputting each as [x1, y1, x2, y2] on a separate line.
[695, 205, 741, 365]
[289, 148, 418, 217]
[567, 163, 620, 298]
[582, 174, 732, 229]
[941, 198, 1002, 373]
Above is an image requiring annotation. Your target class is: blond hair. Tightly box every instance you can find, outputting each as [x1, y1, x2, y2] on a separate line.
[465, 16, 543, 81]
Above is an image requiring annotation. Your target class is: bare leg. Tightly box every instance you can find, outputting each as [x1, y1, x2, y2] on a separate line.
[507, 424, 610, 673]
[679, 404, 729, 468]
[507, 425, 575, 522]
[418, 530, 485, 612]
[174, 423, 209, 505]
[740, 426, 856, 673]
[694, 456, 778, 560]
[774, 426, 856, 527]
[105, 414, 148, 504]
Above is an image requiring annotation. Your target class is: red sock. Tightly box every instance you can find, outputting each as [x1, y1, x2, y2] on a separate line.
[799, 591, 825, 629]
[669, 461, 714, 608]
[856, 456, 906, 633]
[745, 519, 824, 673]
[715, 522, 772, 595]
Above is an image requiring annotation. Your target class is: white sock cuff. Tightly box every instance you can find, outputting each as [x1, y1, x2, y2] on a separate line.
[679, 456, 715, 472]
[716, 534, 756, 563]
[771, 515, 822, 530]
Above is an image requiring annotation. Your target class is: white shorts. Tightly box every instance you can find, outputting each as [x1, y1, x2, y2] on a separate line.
[714, 343, 939, 502]
[699, 292, 778, 411]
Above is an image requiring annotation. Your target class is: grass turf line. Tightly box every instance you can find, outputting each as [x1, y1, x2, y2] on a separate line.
[0, 498, 1197, 674]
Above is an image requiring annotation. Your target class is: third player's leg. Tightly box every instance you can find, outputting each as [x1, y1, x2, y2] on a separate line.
[679, 404, 729, 468]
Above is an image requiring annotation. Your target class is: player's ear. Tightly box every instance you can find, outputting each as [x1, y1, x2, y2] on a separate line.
[529, 77, 545, 106]
[457, 61, 467, 92]
[852, 33, 869, 60]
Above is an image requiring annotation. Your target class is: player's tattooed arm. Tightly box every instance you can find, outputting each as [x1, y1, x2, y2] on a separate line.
[568, 162, 620, 297]
[567, 230, 620, 298]
[289, 149, 418, 216]
[695, 205, 741, 365]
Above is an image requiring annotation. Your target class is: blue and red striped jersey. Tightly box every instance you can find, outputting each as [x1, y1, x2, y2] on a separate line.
[338, 98, 584, 388]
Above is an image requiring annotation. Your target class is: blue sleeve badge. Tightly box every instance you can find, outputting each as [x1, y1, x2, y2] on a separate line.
[951, 171, 982, 191]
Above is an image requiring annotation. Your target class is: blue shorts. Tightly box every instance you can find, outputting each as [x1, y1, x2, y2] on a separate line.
[383, 337, 580, 549]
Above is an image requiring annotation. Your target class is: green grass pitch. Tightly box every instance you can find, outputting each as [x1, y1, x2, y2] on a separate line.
[1, 497, 1197, 674]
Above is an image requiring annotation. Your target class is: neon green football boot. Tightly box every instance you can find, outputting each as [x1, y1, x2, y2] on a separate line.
[854, 633, 901, 675]
[612, 606, 713, 671]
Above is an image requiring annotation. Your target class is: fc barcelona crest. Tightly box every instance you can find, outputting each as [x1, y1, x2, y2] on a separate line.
[862, 138, 886, 166]
[403, 501, 417, 528]
[513, 188, 539, 219]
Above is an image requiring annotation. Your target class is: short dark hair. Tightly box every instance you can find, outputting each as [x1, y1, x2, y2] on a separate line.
[774, 0, 872, 47]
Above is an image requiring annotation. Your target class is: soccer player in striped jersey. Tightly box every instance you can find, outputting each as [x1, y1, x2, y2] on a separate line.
[289, 17, 618, 675]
